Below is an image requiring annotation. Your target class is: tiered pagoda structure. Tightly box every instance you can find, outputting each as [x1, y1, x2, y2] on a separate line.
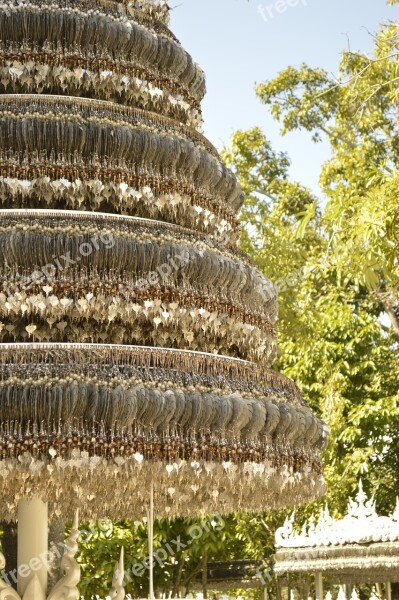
[0, 0, 328, 594]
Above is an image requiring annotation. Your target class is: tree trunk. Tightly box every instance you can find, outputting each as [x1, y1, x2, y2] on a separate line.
[183, 560, 203, 595]
[172, 554, 186, 598]
[201, 552, 208, 600]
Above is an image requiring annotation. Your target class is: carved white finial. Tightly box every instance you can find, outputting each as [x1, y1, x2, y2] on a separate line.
[22, 576, 46, 600]
[393, 498, 399, 522]
[48, 510, 80, 600]
[109, 548, 125, 600]
[0, 573, 46, 600]
[0, 551, 22, 600]
[350, 588, 360, 600]
[275, 511, 295, 547]
[337, 587, 346, 600]
[369, 588, 379, 600]
[357, 479, 365, 501]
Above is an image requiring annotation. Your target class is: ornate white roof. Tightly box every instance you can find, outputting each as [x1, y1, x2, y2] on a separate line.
[276, 481, 399, 548]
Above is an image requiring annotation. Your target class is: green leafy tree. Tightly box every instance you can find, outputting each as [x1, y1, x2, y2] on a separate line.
[223, 125, 399, 515]
[255, 20, 399, 338]
[76, 514, 259, 599]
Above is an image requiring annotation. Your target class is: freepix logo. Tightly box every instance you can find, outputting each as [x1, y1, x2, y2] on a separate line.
[258, 0, 308, 22]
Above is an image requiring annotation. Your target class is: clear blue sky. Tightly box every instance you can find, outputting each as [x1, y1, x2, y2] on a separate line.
[171, 0, 398, 194]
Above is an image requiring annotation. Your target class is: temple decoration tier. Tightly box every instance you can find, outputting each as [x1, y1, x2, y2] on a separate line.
[0, 95, 241, 239]
[0, 209, 277, 362]
[274, 482, 399, 585]
[0, 1, 192, 122]
[0, 0, 328, 520]
[0, 343, 327, 520]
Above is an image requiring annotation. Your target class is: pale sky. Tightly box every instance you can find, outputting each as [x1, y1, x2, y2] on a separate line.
[171, 0, 398, 195]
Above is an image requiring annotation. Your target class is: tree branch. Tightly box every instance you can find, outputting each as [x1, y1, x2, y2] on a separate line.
[172, 554, 186, 597]
[375, 290, 399, 341]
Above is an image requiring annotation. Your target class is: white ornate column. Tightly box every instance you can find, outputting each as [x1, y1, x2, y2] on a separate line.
[314, 573, 323, 600]
[17, 499, 48, 596]
[386, 582, 391, 600]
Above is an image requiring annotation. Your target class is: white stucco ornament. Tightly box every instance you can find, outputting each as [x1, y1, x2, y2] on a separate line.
[0, 511, 125, 600]
[276, 481, 399, 548]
